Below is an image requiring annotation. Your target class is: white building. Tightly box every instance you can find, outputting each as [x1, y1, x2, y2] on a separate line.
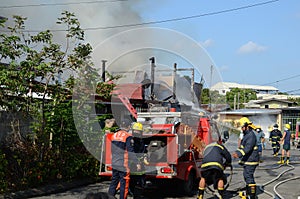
[211, 82, 278, 96]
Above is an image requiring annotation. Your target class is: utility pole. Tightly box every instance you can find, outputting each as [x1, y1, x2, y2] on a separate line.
[101, 60, 107, 82]
[173, 63, 177, 100]
[209, 65, 213, 107]
[237, 92, 240, 109]
[234, 94, 236, 110]
[149, 57, 155, 99]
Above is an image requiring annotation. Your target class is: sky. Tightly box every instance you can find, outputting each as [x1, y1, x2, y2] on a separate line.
[1, 0, 300, 95]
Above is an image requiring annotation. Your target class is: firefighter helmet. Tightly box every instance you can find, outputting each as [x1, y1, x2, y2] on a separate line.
[132, 122, 143, 131]
[285, 123, 291, 130]
[239, 117, 252, 127]
[248, 123, 256, 129]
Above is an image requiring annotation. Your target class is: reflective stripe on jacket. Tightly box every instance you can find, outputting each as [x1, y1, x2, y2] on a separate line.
[111, 130, 137, 171]
[201, 142, 232, 171]
[236, 129, 259, 166]
[269, 129, 282, 144]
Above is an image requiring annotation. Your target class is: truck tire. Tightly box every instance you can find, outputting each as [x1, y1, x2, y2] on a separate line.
[183, 170, 196, 196]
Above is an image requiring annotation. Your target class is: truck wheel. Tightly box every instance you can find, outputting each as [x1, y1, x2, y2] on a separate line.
[183, 171, 196, 196]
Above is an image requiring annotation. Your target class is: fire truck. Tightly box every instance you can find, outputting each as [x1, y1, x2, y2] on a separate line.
[98, 58, 228, 196]
[294, 121, 300, 148]
[98, 86, 227, 196]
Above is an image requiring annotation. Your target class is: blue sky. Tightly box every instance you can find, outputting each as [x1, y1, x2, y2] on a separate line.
[133, 0, 300, 94]
[1, 0, 300, 94]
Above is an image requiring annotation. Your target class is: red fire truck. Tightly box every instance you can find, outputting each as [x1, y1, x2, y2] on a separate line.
[99, 85, 225, 196]
[98, 58, 228, 196]
[294, 121, 300, 148]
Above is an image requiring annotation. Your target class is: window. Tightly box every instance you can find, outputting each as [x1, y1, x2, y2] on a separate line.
[265, 105, 269, 109]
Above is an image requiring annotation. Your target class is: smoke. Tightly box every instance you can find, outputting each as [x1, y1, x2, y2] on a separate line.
[1, 0, 143, 44]
[1, 0, 148, 80]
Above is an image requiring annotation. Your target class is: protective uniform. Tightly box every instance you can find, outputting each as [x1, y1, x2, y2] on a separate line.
[130, 122, 147, 196]
[108, 128, 138, 199]
[197, 142, 232, 199]
[235, 123, 259, 199]
[269, 124, 282, 156]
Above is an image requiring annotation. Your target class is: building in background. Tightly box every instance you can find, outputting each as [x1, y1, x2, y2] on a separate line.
[211, 82, 278, 96]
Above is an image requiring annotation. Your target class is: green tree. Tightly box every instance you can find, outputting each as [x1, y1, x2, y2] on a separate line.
[0, 11, 102, 192]
[225, 88, 257, 109]
[201, 88, 225, 105]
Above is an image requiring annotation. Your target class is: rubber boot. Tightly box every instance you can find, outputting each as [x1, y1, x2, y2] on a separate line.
[238, 191, 247, 199]
[277, 157, 284, 164]
[215, 187, 224, 199]
[246, 184, 256, 199]
[286, 157, 290, 164]
[197, 187, 205, 199]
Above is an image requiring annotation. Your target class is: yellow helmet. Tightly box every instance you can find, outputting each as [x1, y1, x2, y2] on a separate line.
[132, 122, 143, 131]
[239, 117, 251, 127]
[248, 123, 256, 129]
[285, 123, 291, 130]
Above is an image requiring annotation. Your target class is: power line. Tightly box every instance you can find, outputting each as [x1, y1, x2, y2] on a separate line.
[1, 0, 280, 32]
[262, 74, 300, 86]
[283, 88, 300, 94]
[0, 0, 128, 9]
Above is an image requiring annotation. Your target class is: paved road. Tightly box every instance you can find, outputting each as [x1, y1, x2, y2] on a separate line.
[7, 135, 300, 199]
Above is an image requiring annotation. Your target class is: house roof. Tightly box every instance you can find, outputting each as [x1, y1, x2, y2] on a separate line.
[219, 108, 282, 115]
[113, 83, 143, 100]
[255, 98, 296, 105]
[211, 82, 278, 92]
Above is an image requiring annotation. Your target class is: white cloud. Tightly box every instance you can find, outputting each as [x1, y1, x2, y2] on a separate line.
[218, 65, 229, 72]
[238, 41, 267, 54]
[200, 39, 214, 48]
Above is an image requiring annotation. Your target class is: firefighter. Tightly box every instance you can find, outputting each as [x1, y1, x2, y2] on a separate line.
[130, 122, 147, 196]
[255, 126, 265, 162]
[278, 124, 292, 164]
[108, 119, 141, 199]
[197, 139, 232, 199]
[232, 118, 259, 199]
[269, 124, 282, 156]
[237, 117, 251, 148]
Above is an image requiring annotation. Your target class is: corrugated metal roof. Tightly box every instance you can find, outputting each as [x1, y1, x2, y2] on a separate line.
[254, 98, 295, 104]
[211, 82, 278, 91]
[219, 108, 282, 115]
[113, 83, 143, 100]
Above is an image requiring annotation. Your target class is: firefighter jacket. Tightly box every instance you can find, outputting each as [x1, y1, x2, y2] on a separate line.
[111, 129, 138, 172]
[269, 129, 282, 144]
[201, 142, 232, 171]
[133, 137, 145, 161]
[235, 129, 259, 166]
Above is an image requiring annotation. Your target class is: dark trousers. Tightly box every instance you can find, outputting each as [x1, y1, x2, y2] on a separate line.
[108, 168, 130, 199]
[243, 165, 257, 184]
[272, 142, 280, 154]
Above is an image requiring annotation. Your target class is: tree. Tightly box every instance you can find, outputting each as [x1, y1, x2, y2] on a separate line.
[225, 88, 257, 109]
[0, 11, 102, 192]
[201, 88, 225, 105]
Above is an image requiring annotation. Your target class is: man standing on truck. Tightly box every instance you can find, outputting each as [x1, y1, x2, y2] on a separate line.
[108, 119, 141, 199]
[232, 118, 259, 199]
[197, 139, 232, 199]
